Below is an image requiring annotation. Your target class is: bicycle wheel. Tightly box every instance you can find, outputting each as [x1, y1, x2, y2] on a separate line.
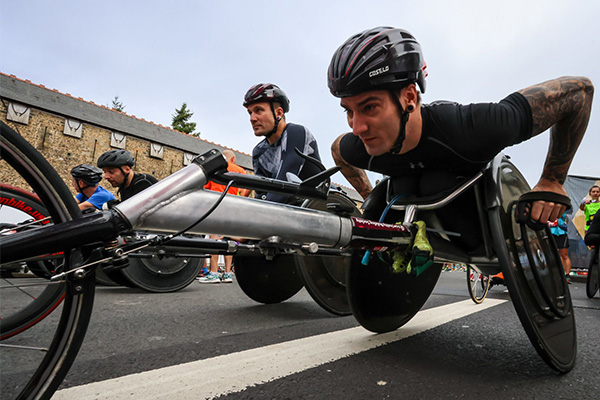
[488, 157, 576, 373]
[586, 247, 599, 298]
[466, 265, 490, 304]
[295, 190, 360, 316]
[0, 184, 66, 340]
[1, 121, 96, 399]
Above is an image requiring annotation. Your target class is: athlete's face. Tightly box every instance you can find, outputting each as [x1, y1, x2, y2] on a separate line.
[70, 177, 82, 191]
[340, 90, 401, 156]
[247, 102, 276, 137]
[590, 187, 600, 200]
[102, 166, 129, 187]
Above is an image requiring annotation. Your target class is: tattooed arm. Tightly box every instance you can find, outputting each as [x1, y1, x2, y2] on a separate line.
[519, 76, 594, 222]
[331, 134, 373, 200]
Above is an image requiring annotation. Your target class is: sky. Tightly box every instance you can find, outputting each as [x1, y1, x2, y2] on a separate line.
[1, 0, 598, 189]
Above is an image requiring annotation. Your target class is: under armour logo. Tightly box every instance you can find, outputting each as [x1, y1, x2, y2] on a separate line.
[409, 162, 425, 169]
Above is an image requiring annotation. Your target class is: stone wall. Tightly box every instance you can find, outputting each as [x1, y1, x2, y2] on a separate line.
[0, 73, 252, 198]
[1, 103, 220, 197]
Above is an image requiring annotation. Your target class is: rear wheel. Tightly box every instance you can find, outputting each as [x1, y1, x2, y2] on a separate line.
[0, 184, 66, 340]
[1, 121, 96, 399]
[295, 191, 360, 315]
[234, 254, 304, 304]
[586, 247, 599, 298]
[489, 158, 576, 372]
[121, 254, 203, 293]
[466, 265, 490, 304]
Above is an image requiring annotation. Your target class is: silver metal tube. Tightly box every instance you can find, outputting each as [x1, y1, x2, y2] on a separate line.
[390, 171, 484, 211]
[119, 185, 353, 248]
[114, 163, 209, 228]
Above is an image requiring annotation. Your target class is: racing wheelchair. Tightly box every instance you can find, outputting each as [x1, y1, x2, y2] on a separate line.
[0, 121, 575, 399]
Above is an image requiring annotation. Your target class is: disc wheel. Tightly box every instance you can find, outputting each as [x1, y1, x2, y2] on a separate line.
[586, 247, 599, 298]
[1, 121, 96, 399]
[347, 248, 442, 333]
[489, 158, 576, 373]
[234, 254, 304, 304]
[295, 191, 360, 315]
[466, 265, 490, 304]
[120, 253, 203, 293]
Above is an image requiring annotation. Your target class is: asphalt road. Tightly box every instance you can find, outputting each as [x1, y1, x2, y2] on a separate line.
[6, 270, 600, 399]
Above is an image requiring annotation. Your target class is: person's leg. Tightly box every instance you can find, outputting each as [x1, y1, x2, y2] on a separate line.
[222, 255, 234, 283]
[224, 255, 233, 273]
[199, 235, 222, 283]
[559, 248, 571, 275]
[209, 255, 220, 273]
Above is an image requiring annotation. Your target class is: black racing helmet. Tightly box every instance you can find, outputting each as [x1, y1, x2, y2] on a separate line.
[70, 164, 103, 186]
[328, 27, 427, 98]
[97, 149, 135, 168]
[243, 83, 290, 113]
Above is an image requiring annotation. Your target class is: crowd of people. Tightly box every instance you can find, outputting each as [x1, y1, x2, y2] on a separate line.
[66, 26, 595, 289]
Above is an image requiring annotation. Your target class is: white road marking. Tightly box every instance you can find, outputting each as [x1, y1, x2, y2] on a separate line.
[54, 299, 506, 400]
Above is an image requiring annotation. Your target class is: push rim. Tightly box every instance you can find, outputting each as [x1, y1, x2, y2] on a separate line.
[489, 158, 576, 373]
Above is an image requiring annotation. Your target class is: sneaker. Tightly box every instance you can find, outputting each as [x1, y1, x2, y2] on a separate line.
[198, 272, 221, 283]
[566, 276, 572, 284]
[221, 272, 233, 283]
[198, 267, 210, 277]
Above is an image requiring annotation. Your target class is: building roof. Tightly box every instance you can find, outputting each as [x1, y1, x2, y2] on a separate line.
[0, 72, 253, 169]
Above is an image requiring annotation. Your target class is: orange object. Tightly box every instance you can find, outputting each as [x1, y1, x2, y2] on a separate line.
[204, 162, 246, 195]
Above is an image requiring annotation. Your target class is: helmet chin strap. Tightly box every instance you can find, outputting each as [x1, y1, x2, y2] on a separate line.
[389, 92, 411, 155]
[265, 103, 282, 140]
[75, 182, 88, 196]
[118, 167, 132, 190]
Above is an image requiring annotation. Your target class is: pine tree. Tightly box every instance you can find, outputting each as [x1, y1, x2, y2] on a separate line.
[110, 96, 126, 112]
[171, 103, 198, 136]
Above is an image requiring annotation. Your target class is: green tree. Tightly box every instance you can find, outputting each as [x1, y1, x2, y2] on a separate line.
[109, 96, 126, 112]
[171, 103, 198, 136]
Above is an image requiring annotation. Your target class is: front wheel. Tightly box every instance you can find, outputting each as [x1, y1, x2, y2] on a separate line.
[466, 265, 490, 304]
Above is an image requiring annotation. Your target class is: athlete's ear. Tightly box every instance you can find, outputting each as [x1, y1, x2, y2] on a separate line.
[274, 106, 284, 119]
[401, 84, 418, 112]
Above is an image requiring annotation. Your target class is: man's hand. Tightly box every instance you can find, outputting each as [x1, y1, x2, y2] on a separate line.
[530, 180, 568, 224]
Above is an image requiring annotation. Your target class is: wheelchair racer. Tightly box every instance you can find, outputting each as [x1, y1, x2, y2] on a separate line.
[328, 27, 593, 248]
[244, 83, 322, 205]
[70, 164, 116, 211]
[97, 149, 158, 202]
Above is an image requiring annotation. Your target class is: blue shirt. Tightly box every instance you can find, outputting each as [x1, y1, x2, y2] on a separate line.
[76, 185, 115, 210]
[549, 212, 568, 236]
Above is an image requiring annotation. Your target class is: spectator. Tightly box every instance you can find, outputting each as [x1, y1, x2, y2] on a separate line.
[70, 164, 115, 211]
[585, 209, 600, 246]
[549, 210, 573, 283]
[243, 83, 322, 205]
[199, 150, 250, 283]
[579, 185, 600, 232]
[97, 149, 158, 202]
